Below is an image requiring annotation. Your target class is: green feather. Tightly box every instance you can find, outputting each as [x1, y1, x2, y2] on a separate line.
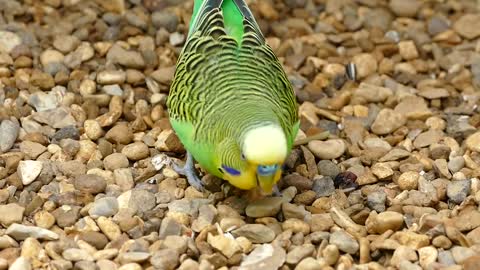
[168, 0, 299, 178]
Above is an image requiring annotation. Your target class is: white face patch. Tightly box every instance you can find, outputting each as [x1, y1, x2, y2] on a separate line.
[242, 125, 287, 165]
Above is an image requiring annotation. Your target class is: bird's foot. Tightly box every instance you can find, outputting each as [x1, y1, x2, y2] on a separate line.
[171, 152, 205, 192]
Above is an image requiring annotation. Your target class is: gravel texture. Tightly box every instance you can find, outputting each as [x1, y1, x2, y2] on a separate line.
[1, 0, 480, 269]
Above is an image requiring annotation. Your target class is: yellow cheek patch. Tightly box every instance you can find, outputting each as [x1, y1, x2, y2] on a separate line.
[222, 164, 257, 190]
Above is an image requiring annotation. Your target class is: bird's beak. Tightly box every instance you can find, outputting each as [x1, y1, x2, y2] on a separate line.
[257, 169, 281, 195]
[257, 174, 275, 195]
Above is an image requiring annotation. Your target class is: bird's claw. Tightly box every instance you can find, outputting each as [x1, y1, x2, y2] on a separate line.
[171, 152, 205, 192]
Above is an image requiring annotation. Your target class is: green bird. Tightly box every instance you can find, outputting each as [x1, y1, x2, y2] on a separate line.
[167, 0, 299, 194]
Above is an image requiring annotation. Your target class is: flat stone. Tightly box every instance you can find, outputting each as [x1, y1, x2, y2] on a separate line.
[6, 224, 58, 241]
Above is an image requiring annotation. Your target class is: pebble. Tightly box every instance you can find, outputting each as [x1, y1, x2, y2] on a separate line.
[121, 142, 150, 160]
[312, 176, 335, 197]
[294, 257, 324, 270]
[397, 171, 420, 190]
[329, 230, 359, 254]
[74, 174, 107, 194]
[239, 244, 286, 270]
[286, 244, 315, 264]
[447, 179, 471, 204]
[418, 246, 438, 269]
[17, 160, 43, 185]
[97, 217, 121, 241]
[0, 203, 24, 226]
[88, 197, 119, 217]
[389, 0, 421, 17]
[97, 70, 126, 85]
[451, 246, 476, 264]
[84, 120, 104, 140]
[317, 160, 340, 177]
[150, 249, 179, 270]
[207, 234, 242, 258]
[0, 31, 22, 53]
[366, 211, 404, 234]
[6, 224, 58, 241]
[245, 197, 283, 218]
[308, 139, 346, 159]
[0, 120, 20, 152]
[232, 224, 275, 244]
[352, 53, 377, 79]
[104, 153, 129, 170]
[62, 248, 94, 262]
[9, 257, 31, 270]
[465, 132, 480, 152]
[453, 14, 480, 39]
[371, 109, 406, 135]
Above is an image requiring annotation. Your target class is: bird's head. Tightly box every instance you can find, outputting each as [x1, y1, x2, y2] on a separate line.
[219, 124, 287, 194]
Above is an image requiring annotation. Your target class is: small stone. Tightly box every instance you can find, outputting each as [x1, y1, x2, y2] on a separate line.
[352, 53, 377, 79]
[105, 124, 134, 144]
[294, 257, 324, 270]
[74, 174, 107, 194]
[310, 213, 333, 232]
[33, 211, 55, 229]
[63, 248, 94, 262]
[312, 176, 335, 197]
[106, 45, 145, 69]
[207, 233, 242, 258]
[366, 211, 404, 234]
[413, 129, 443, 148]
[367, 191, 387, 212]
[447, 179, 471, 204]
[282, 218, 310, 234]
[371, 163, 394, 180]
[52, 205, 80, 228]
[117, 252, 150, 264]
[245, 197, 283, 218]
[53, 34, 79, 53]
[232, 224, 275, 244]
[6, 224, 58, 241]
[354, 83, 393, 103]
[308, 139, 346, 159]
[0, 203, 24, 226]
[19, 141, 47, 159]
[329, 230, 359, 254]
[239, 244, 286, 270]
[454, 14, 480, 39]
[398, 40, 419, 60]
[88, 197, 119, 217]
[84, 120, 104, 140]
[0, 31, 22, 53]
[434, 159, 451, 179]
[432, 235, 452, 249]
[97, 216, 122, 241]
[451, 246, 476, 264]
[448, 156, 465, 173]
[371, 109, 406, 135]
[389, 0, 421, 17]
[391, 231, 429, 249]
[79, 231, 109, 249]
[397, 171, 420, 190]
[169, 32, 185, 46]
[150, 249, 179, 270]
[391, 246, 418, 267]
[103, 153, 129, 171]
[418, 246, 438, 269]
[317, 160, 340, 178]
[121, 142, 149, 160]
[394, 96, 432, 120]
[0, 120, 20, 152]
[97, 70, 126, 85]
[17, 160, 43, 185]
[9, 257, 31, 270]
[286, 244, 315, 265]
[118, 263, 142, 270]
[465, 132, 480, 152]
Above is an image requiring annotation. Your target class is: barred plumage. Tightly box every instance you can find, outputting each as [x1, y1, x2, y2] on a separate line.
[167, 0, 299, 191]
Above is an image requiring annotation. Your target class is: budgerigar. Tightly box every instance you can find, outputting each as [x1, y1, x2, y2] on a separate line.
[167, 0, 299, 194]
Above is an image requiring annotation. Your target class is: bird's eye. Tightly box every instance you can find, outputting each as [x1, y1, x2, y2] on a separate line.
[220, 165, 241, 176]
[240, 153, 246, 160]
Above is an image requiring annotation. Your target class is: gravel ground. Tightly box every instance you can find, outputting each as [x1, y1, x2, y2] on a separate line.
[1, 0, 480, 269]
